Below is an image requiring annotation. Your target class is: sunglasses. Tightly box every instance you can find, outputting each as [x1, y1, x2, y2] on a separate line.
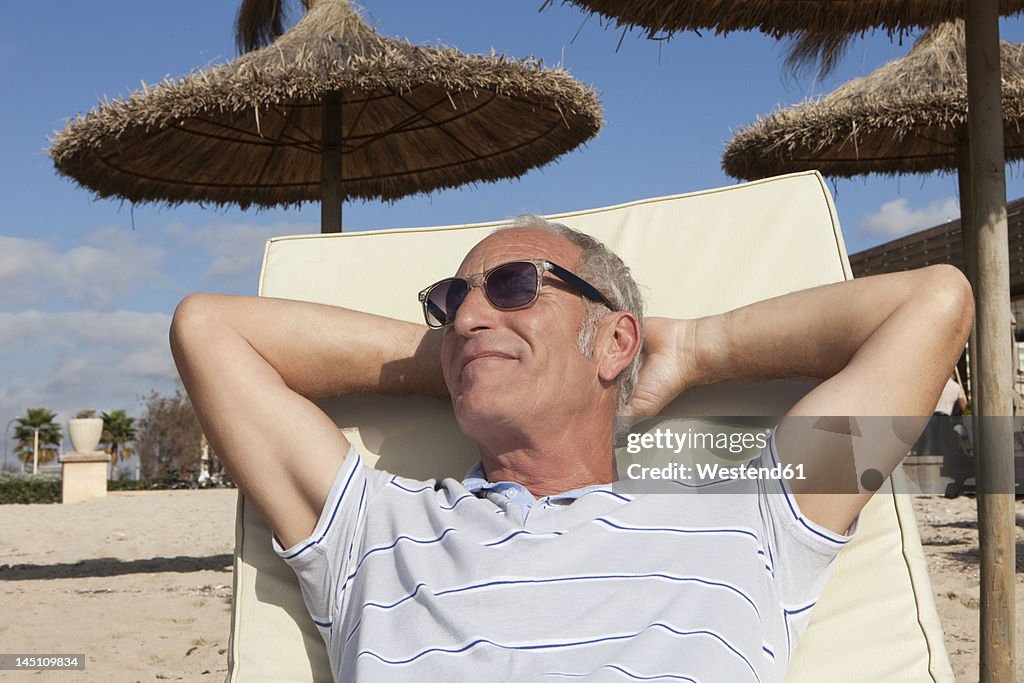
[418, 259, 613, 329]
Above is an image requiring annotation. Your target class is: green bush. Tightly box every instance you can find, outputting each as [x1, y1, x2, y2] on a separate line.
[106, 478, 148, 491]
[0, 472, 234, 503]
[108, 469, 232, 491]
[107, 475, 181, 491]
[0, 473, 62, 504]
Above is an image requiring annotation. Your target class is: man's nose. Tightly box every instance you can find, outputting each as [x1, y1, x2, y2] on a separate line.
[452, 285, 498, 334]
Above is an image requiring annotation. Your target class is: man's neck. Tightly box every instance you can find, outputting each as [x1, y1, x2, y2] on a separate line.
[476, 430, 616, 497]
[459, 397, 619, 497]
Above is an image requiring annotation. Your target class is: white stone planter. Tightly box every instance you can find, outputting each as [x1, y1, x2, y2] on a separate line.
[68, 418, 104, 453]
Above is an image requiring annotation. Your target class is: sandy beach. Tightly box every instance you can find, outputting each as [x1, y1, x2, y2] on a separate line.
[0, 490, 237, 682]
[912, 494, 1024, 681]
[0, 490, 1021, 681]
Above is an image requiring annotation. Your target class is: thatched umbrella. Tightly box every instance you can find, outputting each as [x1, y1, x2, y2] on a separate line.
[49, 0, 602, 233]
[722, 22, 1024, 181]
[721, 16, 1024, 265]
[548, 0, 1024, 75]
[546, 0, 1023, 44]
[549, 3, 1016, 678]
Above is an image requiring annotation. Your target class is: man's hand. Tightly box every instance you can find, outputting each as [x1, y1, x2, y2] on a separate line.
[625, 317, 703, 417]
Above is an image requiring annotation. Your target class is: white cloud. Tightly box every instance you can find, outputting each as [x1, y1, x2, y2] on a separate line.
[166, 220, 311, 283]
[0, 310, 171, 351]
[0, 310, 177, 430]
[0, 227, 173, 310]
[118, 346, 176, 376]
[859, 197, 960, 239]
[0, 217, 310, 435]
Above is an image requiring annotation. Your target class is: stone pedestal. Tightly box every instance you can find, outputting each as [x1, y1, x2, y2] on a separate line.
[59, 451, 110, 504]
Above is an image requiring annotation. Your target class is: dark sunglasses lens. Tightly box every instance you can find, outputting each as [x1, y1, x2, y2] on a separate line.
[426, 279, 469, 327]
[486, 262, 538, 308]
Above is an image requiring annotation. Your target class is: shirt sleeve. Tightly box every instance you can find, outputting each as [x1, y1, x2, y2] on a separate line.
[273, 446, 391, 636]
[756, 431, 857, 650]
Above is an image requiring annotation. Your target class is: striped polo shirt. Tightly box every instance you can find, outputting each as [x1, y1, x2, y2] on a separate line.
[275, 435, 854, 682]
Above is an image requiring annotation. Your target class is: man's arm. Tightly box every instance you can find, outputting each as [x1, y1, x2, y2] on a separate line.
[628, 264, 973, 534]
[169, 294, 446, 548]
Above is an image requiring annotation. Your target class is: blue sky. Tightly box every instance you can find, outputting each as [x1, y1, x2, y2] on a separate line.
[2, 1, 1023, 468]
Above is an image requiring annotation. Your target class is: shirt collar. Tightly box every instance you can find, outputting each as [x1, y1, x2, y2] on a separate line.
[461, 461, 490, 492]
[462, 461, 610, 506]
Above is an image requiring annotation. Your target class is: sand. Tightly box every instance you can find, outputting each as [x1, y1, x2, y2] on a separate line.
[911, 494, 1024, 681]
[0, 490, 236, 682]
[0, 490, 1021, 681]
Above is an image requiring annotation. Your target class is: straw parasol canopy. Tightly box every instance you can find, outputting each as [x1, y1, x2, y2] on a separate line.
[49, 0, 602, 230]
[722, 21, 1024, 180]
[546, 0, 1024, 40]
[548, 0, 1024, 76]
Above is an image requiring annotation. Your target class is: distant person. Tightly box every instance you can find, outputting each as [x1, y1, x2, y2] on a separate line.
[912, 375, 968, 457]
[934, 374, 967, 416]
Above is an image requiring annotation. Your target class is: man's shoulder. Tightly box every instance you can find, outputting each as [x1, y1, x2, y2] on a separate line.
[365, 467, 480, 512]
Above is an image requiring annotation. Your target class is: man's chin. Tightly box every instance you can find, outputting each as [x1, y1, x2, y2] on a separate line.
[452, 397, 519, 437]
[459, 357, 517, 384]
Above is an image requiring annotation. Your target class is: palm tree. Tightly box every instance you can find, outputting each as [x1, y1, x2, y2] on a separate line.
[13, 408, 63, 473]
[100, 410, 137, 480]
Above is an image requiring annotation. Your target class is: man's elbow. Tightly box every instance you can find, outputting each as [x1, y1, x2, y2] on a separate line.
[920, 264, 974, 348]
[169, 293, 221, 359]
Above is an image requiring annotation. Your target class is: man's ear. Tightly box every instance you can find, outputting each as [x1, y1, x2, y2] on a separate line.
[597, 312, 641, 383]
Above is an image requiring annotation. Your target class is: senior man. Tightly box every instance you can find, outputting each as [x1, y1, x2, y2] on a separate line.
[170, 216, 971, 682]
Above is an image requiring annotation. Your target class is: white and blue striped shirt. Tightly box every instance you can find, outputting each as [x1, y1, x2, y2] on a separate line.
[275, 436, 853, 682]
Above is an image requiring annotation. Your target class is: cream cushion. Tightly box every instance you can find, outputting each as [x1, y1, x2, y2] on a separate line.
[227, 171, 953, 682]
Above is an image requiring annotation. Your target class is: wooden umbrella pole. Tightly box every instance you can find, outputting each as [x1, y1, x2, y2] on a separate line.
[965, 1, 1016, 681]
[956, 143, 979, 403]
[956, 144, 984, 496]
[320, 91, 343, 234]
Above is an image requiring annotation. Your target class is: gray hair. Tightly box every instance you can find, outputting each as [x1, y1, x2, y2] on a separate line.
[497, 216, 645, 412]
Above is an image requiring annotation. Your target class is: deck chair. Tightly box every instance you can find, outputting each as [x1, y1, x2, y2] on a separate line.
[226, 171, 954, 682]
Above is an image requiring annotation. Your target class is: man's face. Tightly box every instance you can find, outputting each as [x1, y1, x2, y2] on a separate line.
[440, 228, 602, 441]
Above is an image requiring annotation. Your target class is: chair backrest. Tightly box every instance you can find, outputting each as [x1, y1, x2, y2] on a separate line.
[228, 171, 953, 682]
